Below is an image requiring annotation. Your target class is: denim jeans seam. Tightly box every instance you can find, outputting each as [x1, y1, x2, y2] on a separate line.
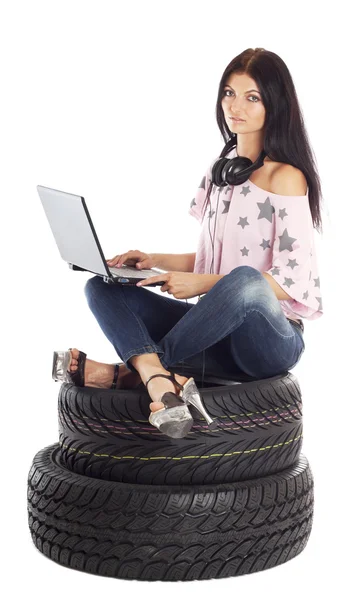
[122, 346, 164, 363]
[109, 285, 166, 353]
[287, 344, 305, 370]
[159, 308, 297, 371]
[86, 284, 165, 363]
[250, 308, 298, 339]
[287, 324, 305, 351]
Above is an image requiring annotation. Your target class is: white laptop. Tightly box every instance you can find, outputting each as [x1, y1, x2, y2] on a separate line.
[37, 185, 166, 287]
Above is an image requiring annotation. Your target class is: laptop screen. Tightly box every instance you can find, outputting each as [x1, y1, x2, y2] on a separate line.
[37, 185, 109, 276]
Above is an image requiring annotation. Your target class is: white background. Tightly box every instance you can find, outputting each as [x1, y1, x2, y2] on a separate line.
[1, 0, 359, 597]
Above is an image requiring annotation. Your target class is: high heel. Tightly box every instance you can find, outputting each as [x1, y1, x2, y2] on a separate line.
[181, 377, 220, 430]
[146, 372, 193, 439]
[146, 373, 219, 438]
[52, 348, 120, 389]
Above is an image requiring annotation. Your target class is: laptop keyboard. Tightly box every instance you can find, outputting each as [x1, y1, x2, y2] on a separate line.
[109, 266, 160, 278]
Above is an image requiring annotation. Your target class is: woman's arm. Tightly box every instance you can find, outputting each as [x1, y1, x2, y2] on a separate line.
[150, 253, 196, 272]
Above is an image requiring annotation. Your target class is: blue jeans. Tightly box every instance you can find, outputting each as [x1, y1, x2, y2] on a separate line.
[83, 265, 305, 382]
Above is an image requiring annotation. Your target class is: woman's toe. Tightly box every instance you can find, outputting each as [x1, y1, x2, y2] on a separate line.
[150, 401, 165, 412]
[69, 348, 79, 370]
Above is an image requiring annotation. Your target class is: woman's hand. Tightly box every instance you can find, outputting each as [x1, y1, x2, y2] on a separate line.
[136, 272, 207, 299]
[106, 249, 155, 269]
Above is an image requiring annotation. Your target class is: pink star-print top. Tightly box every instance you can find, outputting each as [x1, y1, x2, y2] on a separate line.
[188, 146, 323, 321]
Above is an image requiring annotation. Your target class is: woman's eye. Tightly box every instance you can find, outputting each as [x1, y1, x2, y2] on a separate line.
[223, 90, 260, 102]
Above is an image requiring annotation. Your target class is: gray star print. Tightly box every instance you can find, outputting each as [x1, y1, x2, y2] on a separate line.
[222, 200, 231, 214]
[283, 277, 295, 288]
[279, 208, 288, 220]
[287, 258, 299, 269]
[316, 297, 323, 310]
[238, 216, 250, 229]
[279, 228, 297, 252]
[199, 175, 206, 190]
[303, 290, 309, 300]
[271, 266, 280, 275]
[241, 246, 249, 256]
[260, 239, 271, 250]
[208, 209, 215, 219]
[190, 198, 196, 209]
[257, 197, 275, 223]
[313, 277, 320, 287]
[240, 185, 251, 196]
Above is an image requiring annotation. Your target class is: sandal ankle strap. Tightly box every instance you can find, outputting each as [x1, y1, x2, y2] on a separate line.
[145, 371, 185, 393]
[111, 363, 120, 389]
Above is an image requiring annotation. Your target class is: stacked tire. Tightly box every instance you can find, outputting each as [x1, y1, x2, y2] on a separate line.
[27, 371, 314, 581]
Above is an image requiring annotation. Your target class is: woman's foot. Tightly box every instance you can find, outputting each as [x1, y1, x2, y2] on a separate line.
[142, 367, 189, 415]
[68, 348, 142, 389]
[68, 349, 189, 414]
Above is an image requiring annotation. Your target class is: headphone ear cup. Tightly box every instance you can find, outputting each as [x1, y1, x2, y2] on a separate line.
[211, 157, 230, 187]
[213, 144, 267, 185]
[224, 156, 254, 186]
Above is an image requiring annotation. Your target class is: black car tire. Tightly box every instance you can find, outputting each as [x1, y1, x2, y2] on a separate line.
[28, 443, 314, 582]
[58, 371, 303, 485]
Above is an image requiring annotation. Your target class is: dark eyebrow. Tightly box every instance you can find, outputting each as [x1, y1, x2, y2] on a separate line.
[224, 85, 260, 94]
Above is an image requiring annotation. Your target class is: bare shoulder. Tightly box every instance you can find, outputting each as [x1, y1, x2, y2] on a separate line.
[270, 163, 308, 196]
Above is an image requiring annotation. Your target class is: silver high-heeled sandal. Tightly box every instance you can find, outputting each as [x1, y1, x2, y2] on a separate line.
[52, 348, 120, 388]
[146, 372, 219, 439]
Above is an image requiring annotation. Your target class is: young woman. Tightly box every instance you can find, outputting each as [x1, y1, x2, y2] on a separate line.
[52, 47, 323, 439]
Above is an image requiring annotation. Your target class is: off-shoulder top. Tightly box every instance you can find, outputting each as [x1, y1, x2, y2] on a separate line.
[188, 146, 323, 321]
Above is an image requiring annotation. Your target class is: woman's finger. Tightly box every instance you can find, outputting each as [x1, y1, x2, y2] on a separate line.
[106, 255, 120, 263]
[114, 255, 124, 266]
[107, 255, 123, 265]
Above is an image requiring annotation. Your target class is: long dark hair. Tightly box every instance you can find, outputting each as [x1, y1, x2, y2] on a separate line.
[202, 47, 323, 233]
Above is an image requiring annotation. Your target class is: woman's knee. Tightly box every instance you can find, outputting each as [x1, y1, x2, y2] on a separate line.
[225, 265, 277, 310]
[228, 265, 267, 294]
[229, 265, 263, 283]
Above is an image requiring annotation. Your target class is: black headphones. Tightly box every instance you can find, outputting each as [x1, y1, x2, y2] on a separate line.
[184, 138, 267, 387]
[211, 138, 267, 188]
[208, 138, 267, 275]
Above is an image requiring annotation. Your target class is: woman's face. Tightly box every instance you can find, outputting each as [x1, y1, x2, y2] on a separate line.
[221, 72, 266, 132]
